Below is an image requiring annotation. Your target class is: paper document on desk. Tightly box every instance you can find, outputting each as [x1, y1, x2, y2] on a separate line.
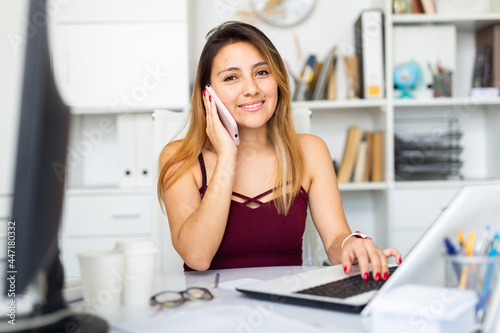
[215, 278, 261, 291]
[112, 305, 338, 333]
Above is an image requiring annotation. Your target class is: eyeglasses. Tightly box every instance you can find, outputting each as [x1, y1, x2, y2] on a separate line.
[150, 287, 214, 308]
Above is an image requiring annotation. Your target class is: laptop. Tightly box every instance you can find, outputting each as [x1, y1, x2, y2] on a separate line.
[236, 184, 500, 320]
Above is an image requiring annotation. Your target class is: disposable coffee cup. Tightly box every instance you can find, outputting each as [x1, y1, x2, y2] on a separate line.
[78, 250, 125, 313]
[114, 239, 158, 305]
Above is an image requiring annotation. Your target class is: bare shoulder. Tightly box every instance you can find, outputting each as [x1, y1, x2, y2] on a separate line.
[298, 134, 330, 160]
[159, 140, 183, 166]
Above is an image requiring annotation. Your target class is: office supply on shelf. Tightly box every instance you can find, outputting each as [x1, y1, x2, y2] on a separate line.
[337, 126, 363, 183]
[294, 54, 317, 101]
[394, 117, 463, 181]
[393, 60, 423, 98]
[237, 184, 500, 321]
[393, 25, 456, 99]
[370, 284, 477, 333]
[355, 9, 385, 99]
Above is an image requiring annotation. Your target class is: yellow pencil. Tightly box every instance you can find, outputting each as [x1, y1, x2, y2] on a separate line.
[459, 232, 476, 290]
[466, 232, 475, 256]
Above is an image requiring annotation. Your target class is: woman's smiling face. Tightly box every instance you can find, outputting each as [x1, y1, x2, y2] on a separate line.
[209, 41, 278, 130]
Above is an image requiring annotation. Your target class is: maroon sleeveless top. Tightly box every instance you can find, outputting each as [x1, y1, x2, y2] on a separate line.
[184, 154, 308, 271]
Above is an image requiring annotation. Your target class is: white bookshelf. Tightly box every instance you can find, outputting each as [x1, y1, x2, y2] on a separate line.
[288, 0, 500, 257]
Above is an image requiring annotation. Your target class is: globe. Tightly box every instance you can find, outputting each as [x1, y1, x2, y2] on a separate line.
[393, 60, 423, 98]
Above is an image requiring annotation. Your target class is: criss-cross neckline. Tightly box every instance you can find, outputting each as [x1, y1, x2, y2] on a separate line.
[198, 153, 277, 209]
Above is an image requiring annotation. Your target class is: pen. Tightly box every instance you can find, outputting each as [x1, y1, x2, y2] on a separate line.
[459, 231, 475, 290]
[477, 233, 499, 318]
[465, 231, 475, 256]
[214, 272, 220, 288]
[457, 231, 466, 253]
[445, 237, 461, 278]
[474, 226, 491, 256]
[444, 237, 457, 255]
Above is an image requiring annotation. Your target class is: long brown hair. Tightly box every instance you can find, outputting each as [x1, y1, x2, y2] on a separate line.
[157, 21, 304, 215]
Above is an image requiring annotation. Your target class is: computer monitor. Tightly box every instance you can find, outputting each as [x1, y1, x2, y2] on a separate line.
[3, 1, 107, 331]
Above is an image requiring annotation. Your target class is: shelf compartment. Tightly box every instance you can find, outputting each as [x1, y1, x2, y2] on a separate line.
[393, 97, 500, 107]
[391, 13, 500, 30]
[338, 182, 389, 191]
[292, 99, 387, 111]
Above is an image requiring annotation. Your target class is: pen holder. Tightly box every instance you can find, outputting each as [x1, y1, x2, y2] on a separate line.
[433, 72, 452, 97]
[445, 255, 500, 323]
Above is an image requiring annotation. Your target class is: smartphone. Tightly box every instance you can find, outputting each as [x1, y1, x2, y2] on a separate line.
[205, 85, 239, 146]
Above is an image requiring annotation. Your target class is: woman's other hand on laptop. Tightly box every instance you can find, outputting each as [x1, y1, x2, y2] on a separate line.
[340, 234, 401, 282]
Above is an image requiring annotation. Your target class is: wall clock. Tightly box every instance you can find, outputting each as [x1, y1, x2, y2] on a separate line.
[251, 0, 316, 27]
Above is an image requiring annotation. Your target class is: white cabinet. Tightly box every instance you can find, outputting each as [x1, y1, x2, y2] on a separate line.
[61, 190, 152, 278]
[50, 0, 189, 111]
[52, 0, 189, 278]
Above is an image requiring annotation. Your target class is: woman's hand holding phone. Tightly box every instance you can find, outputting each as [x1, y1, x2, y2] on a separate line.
[202, 88, 239, 157]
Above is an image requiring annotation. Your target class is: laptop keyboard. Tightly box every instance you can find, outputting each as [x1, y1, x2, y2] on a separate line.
[295, 266, 398, 299]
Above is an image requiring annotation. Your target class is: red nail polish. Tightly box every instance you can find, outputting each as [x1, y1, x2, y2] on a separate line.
[202, 90, 206, 97]
[363, 273, 369, 281]
[398, 258, 402, 264]
[344, 266, 347, 274]
[209, 95, 212, 102]
[383, 272, 388, 280]
[375, 273, 380, 281]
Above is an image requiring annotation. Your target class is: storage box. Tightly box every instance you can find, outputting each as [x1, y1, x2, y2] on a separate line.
[371, 284, 477, 333]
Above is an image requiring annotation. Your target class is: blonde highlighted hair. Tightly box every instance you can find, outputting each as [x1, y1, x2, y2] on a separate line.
[157, 21, 304, 216]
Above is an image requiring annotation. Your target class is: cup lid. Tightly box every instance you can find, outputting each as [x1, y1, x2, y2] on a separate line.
[113, 238, 158, 255]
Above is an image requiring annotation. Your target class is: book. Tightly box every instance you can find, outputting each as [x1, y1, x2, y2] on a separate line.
[308, 61, 323, 100]
[311, 46, 337, 100]
[371, 131, 383, 182]
[327, 58, 337, 100]
[355, 9, 385, 99]
[420, 0, 436, 14]
[363, 131, 373, 182]
[337, 126, 363, 183]
[411, 0, 424, 13]
[353, 140, 368, 183]
[475, 24, 500, 92]
[344, 56, 359, 99]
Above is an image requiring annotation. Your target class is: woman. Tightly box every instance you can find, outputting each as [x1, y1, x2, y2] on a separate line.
[157, 21, 401, 281]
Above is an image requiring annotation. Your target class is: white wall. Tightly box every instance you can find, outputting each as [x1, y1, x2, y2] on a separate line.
[187, 0, 385, 86]
[0, 0, 28, 195]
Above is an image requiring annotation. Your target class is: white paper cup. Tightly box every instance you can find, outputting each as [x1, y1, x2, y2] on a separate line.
[78, 250, 125, 313]
[114, 239, 158, 305]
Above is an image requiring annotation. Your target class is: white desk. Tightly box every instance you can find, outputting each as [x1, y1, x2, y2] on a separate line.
[93, 266, 373, 332]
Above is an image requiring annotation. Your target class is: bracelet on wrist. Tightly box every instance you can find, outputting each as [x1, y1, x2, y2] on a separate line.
[341, 231, 371, 249]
